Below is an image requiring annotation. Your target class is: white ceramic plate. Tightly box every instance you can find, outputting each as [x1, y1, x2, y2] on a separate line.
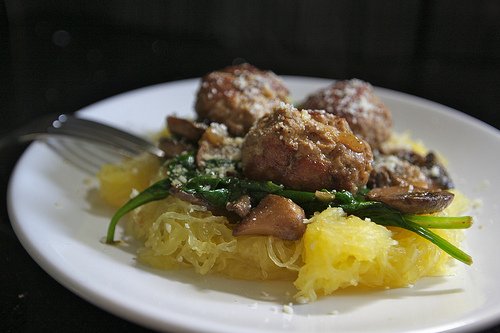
[8, 77, 500, 333]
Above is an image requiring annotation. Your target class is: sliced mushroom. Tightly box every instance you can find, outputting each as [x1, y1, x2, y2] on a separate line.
[167, 116, 208, 143]
[369, 149, 455, 190]
[196, 123, 243, 171]
[226, 194, 252, 217]
[232, 194, 306, 241]
[366, 186, 455, 215]
[169, 185, 240, 222]
[368, 153, 429, 189]
[421, 152, 454, 190]
[158, 137, 195, 159]
[387, 149, 454, 190]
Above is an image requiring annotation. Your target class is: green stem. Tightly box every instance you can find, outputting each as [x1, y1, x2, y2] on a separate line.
[404, 215, 473, 229]
[405, 220, 473, 265]
[104, 155, 474, 265]
[340, 202, 473, 265]
[105, 179, 171, 244]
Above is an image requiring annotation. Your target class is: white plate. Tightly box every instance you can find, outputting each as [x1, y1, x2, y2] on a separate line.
[8, 77, 500, 333]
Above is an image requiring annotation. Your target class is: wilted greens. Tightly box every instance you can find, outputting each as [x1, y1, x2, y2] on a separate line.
[105, 152, 472, 265]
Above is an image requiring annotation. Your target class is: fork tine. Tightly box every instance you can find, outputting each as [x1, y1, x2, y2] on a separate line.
[1, 113, 165, 158]
[50, 115, 165, 157]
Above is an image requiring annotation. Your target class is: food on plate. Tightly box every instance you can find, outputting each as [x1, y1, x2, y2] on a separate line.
[365, 185, 455, 215]
[232, 194, 307, 241]
[195, 63, 290, 137]
[369, 148, 455, 190]
[98, 153, 161, 208]
[241, 103, 373, 194]
[299, 79, 392, 149]
[98, 64, 473, 303]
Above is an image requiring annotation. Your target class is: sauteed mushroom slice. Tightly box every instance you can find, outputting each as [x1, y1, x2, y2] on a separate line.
[422, 152, 455, 190]
[232, 194, 306, 241]
[366, 186, 454, 215]
[167, 116, 208, 143]
[389, 149, 454, 190]
[196, 123, 243, 171]
[169, 185, 240, 222]
[226, 194, 252, 217]
[158, 137, 195, 159]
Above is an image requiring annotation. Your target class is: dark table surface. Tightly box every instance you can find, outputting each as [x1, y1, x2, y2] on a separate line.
[1, 1, 499, 332]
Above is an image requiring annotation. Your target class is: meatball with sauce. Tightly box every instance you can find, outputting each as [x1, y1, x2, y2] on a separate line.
[299, 79, 392, 149]
[195, 63, 290, 137]
[241, 103, 373, 193]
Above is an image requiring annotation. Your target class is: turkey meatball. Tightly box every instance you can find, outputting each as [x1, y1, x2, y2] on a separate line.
[195, 63, 290, 137]
[241, 103, 373, 193]
[299, 79, 392, 149]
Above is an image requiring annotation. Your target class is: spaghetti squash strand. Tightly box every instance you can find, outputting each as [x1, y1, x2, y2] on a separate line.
[266, 236, 303, 271]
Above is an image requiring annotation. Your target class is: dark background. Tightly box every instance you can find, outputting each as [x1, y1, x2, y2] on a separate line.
[1, 1, 499, 332]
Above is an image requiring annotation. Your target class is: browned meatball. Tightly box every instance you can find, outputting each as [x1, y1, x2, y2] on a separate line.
[299, 79, 392, 149]
[194, 63, 290, 137]
[241, 103, 373, 193]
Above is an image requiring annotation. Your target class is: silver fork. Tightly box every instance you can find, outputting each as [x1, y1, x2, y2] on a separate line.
[0, 113, 165, 158]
